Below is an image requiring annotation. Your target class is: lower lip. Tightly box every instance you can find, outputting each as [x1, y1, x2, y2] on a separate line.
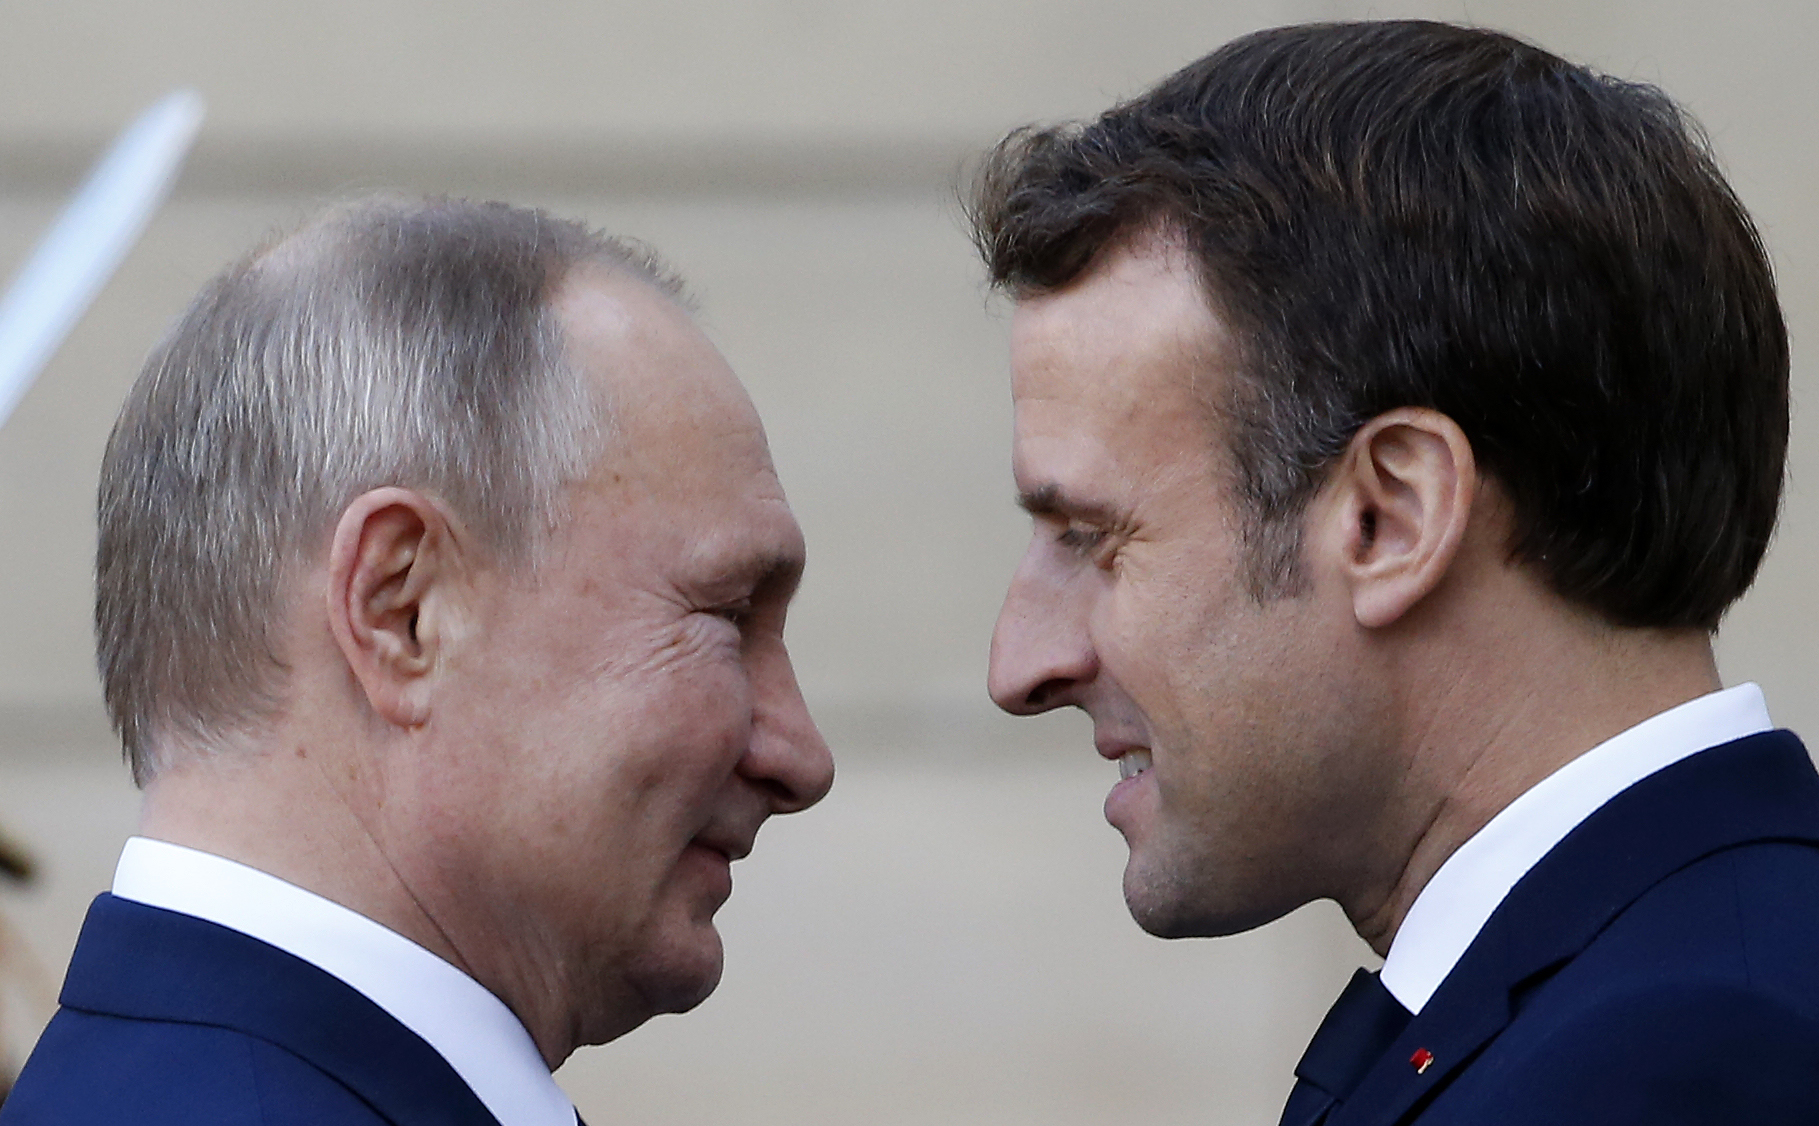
[683, 843, 734, 901]
[1104, 767, 1149, 826]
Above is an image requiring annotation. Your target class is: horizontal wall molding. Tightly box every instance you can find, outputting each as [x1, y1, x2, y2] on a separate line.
[1, 134, 988, 201]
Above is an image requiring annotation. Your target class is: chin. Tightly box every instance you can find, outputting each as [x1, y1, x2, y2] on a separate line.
[631, 928, 727, 1015]
[1123, 859, 1296, 939]
[579, 941, 725, 1050]
[1127, 895, 1219, 939]
[654, 960, 724, 1015]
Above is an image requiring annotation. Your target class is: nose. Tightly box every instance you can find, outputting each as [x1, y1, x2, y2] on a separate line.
[740, 638, 835, 814]
[987, 540, 1099, 715]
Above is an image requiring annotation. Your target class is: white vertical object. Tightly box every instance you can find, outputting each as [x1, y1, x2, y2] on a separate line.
[0, 89, 206, 432]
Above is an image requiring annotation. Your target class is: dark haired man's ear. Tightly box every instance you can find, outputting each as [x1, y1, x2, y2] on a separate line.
[1321, 408, 1477, 629]
[325, 488, 463, 728]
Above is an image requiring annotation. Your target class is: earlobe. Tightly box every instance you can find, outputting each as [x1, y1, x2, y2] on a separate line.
[326, 488, 458, 728]
[1327, 409, 1477, 630]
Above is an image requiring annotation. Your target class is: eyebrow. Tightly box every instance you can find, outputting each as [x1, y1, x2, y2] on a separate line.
[1016, 483, 1124, 527]
[709, 548, 805, 598]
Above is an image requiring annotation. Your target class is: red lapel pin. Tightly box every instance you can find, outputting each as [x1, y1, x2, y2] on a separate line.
[1410, 1048, 1435, 1075]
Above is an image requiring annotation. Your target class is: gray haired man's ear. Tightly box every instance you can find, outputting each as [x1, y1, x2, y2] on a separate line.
[325, 487, 469, 730]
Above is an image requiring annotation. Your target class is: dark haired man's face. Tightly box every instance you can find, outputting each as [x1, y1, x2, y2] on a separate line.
[988, 238, 1392, 938]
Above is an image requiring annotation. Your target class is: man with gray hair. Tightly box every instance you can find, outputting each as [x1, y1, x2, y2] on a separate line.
[1, 196, 834, 1125]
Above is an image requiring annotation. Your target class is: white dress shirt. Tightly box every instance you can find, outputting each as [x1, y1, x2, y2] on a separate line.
[1379, 682, 1774, 1014]
[112, 837, 577, 1126]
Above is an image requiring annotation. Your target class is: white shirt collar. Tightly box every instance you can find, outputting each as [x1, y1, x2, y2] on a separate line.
[112, 837, 576, 1126]
[1379, 682, 1773, 1014]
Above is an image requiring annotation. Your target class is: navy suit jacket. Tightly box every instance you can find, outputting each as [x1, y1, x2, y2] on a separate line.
[0, 894, 504, 1125]
[1322, 730, 1819, 1124]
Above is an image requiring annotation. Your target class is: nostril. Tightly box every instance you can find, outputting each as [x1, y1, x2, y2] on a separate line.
[1024, 677, 1073, 713]
[754, 776, 800, 810]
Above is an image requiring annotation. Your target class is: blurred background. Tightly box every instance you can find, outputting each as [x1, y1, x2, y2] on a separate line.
[0, 1, 1813, 1122]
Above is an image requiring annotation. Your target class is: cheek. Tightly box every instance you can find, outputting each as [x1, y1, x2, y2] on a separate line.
[1095, 567, 1237, 716]
[1099, 570, 1307, 770]
[433, 628, 751, 842]
[589, 627, 756, 813]
[613, 621, 753, 747]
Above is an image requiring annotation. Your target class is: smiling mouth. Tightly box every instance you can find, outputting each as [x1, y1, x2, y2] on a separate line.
[1116, 749, 1153, 780]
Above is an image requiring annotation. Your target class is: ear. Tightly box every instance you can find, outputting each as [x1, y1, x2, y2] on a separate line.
[325, 487, 464, 728]
[1320, 408, 1477, 629]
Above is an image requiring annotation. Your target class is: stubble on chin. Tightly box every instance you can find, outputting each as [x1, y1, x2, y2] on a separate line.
[1122, 850, 1211, 939]
[1121, 843, 1305, 940]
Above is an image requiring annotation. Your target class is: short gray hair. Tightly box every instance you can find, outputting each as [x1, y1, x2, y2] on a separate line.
[96, 195, 687, 783]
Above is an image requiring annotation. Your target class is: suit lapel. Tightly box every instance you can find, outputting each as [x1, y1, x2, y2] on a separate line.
[1325, 946, 1511, 1126]
[1280, 969, 1413, 1126]
[59, 894, 502, 1126]
[1333, 730, 1819, 1126]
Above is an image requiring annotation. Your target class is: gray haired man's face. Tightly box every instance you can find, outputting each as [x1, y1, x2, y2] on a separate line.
[387, 270, 834, 1053]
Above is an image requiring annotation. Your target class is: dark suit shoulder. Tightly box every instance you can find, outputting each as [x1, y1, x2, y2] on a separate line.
[1352, 736, 1819, 1125]
[1426, 978, 1819, 1124]
[1723, 840, 1819, 1002]
[1, 1007, 387, 1125]
[1565, 838, 1819, 1008]
[1421, 840, 1819, 1124]
[3, 896, 500, 1126]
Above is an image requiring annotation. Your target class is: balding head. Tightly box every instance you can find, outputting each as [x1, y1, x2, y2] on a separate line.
[106, 199, 832, 1063]
[96, 195, 685, 781]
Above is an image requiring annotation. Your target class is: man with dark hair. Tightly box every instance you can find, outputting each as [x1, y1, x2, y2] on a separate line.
[974, 20, 1816, 1124]
[1, 196, 834, 1125]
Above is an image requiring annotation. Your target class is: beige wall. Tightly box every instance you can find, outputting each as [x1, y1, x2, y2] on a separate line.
[0, 2, 1812, 1122]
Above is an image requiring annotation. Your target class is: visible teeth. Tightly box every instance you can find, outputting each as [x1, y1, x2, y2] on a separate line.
[1117, 750, 1153, 780]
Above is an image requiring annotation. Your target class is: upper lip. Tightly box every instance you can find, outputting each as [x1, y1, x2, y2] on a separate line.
[693, 831, 756, 862]
[1094, 735, 1150, 761]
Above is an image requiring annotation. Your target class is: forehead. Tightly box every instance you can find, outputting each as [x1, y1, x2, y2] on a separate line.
[553, 270, 801, 570]
[1008, 240, 1235, 498]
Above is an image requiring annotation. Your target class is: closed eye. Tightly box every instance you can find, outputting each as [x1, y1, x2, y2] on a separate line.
[1056, 523, 1109, 556]
[1055, 520, 1105, 560]
[710, 599, 754, 626]
[1020, 484, 1127, 568]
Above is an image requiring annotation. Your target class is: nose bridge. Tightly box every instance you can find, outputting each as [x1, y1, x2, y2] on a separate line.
[988, 541, 1096, 714]
[746, 636, 834, 813]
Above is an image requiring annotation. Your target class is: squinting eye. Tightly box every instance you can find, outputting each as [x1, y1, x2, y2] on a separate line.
[1056, 524, 1108, 554]
[711, 600, 754, 626]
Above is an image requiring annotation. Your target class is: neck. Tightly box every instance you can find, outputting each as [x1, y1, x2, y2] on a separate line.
[1343, 614, 1720, 956]
[137, 729, 466, 970]
[136, 720, 592, 1069]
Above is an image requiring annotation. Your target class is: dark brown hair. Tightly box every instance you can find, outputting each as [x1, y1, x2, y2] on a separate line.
[970, 20, 1788, 627]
